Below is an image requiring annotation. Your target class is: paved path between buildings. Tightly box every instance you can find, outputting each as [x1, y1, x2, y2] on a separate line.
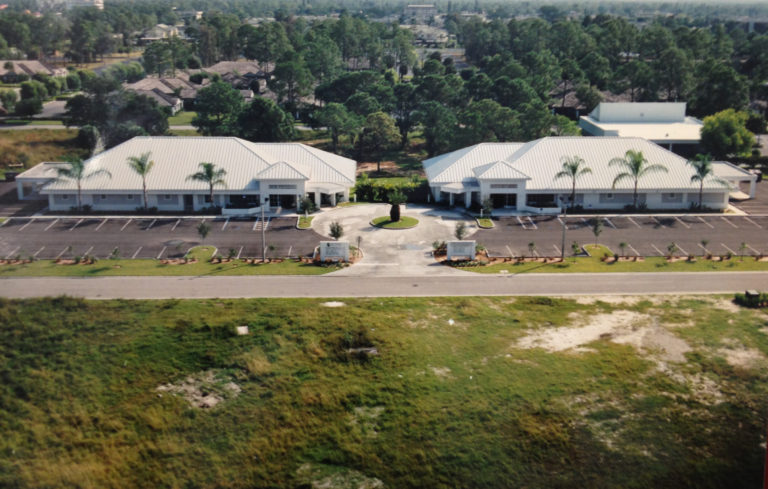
[1, 272, 766, 299]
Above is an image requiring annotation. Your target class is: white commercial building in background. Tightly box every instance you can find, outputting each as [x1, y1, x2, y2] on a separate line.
[17, 137, 356, 213]
[579, 102, 703, 151]
[423, 137, 756, 213]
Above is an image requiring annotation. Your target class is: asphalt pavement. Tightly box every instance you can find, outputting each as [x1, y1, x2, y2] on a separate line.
[0, 272, 766, 299]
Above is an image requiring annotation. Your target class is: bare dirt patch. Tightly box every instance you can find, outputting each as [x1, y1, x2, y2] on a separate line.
[356, 160, 400, 175]
[296, 463, 384, 489]
[321, 301, 346, 307]
[156, 369, 241, 409]
[349, 406, 385, 439]
[717, 344, 767, 369]
[430, 366, 452, 378]
[515, 311, 692, 362]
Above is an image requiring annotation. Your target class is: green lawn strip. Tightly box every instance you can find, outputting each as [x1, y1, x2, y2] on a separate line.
[298, 216, 314, 229]
[0, 119, 64, 126]
[1, 296, 766, 488]
[167, 111, 197, 125]
[371, 215, 419, 229]
[476, 217, 494, 228]
[466, 254, 768, 273]
[168, 129, 199, 136]
[0, 246, 331, 276]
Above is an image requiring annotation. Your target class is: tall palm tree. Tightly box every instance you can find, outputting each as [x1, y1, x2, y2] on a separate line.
[609, 150, 668, 209]
[55, 157, 111, 210]
[126, 152, 154, 210]
[687, 154, 726, 209]
[554, 155, 592, 209]
[186, 162, 227, 206]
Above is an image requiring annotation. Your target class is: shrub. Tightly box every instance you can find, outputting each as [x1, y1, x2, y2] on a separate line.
[329, 221, 344, 240]
[455, 222, 467, 240]
[734, 292, 768, 308]
[299, 196, 316, 214]
[14, 97, 43, 116]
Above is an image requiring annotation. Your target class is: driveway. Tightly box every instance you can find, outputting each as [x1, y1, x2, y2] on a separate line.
[312, 204, 476, 276]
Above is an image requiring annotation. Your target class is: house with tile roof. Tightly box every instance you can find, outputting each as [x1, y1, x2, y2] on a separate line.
[16, 137, 356, 212]
[423, 137, 756, 212]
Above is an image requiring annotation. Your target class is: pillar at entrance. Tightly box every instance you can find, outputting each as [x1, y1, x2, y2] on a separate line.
[749, 179, 756, 199]
[464, 192, 472, 208]
[314, 191, 321, 207]
[449, 193, 454, 206]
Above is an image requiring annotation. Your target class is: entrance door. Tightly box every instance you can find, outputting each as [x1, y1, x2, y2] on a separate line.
[183, 194, 194, 212]
[491, 193, 517, 208]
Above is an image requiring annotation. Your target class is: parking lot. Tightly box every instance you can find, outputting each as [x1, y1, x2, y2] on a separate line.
[0, 216, 322, 260]
[478, 214, 768, 258]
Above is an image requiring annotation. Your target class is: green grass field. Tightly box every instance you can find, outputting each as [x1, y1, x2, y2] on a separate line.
[167, 111, 197, 125]
[371, 215, 419, 229]
[1, 295, 767, 488]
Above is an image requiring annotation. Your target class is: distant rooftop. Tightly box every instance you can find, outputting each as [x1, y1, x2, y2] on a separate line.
[579, 102, 702, 145]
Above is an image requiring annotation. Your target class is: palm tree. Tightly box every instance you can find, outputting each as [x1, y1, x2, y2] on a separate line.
[554, 155, 591, 210]
[55, 157, 111, 211]
[687, 154, 727, 210]
[609, 150, 668, 209]
[126, 152, 154, 210]
[187, 162, 227, 207]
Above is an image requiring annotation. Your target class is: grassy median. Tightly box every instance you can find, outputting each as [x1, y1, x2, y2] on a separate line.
[1, 295, 767, 488]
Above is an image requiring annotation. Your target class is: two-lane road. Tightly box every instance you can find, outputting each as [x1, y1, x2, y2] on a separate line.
[1, 272, 766, 299]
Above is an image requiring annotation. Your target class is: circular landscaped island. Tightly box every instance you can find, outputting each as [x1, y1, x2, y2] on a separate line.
[371, 215, 419, 229]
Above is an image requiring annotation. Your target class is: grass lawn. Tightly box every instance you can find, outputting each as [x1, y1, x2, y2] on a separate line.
[298, 215, 314, 229]
[167, 111, 197, 125]
[0, 119, 64, 126]
[168, 129, 200, 137]
[0, 247, 332, 276]
[1, 295, 767, 488]
[467, 253, 768, 273]
[476, 217, 494, 228]
[371, 215, 419, 229]
[0, 129, 86, 174]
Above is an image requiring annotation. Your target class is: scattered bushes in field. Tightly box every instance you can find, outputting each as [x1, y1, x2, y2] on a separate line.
[734, 291, 768, 308]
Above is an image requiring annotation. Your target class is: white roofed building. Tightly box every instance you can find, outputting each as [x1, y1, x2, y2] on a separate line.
[579, 102, 703, 152]
[423, 137, 755, 213]
[17, 137, 356, 213]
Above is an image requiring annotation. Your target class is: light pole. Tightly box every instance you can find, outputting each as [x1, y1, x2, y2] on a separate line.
[560, 195, 567, 261]
[261, 196, 268, 262]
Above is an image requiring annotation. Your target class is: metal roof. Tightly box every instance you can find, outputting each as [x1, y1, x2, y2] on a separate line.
[424, 137, 732, 192]
[43, 137, 356, 193]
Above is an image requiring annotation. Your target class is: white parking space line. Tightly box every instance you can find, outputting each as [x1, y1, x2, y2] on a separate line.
[95, 219, 107, 231]
[32, 246, 45, 258]
[747, 244, 760, 255]
[236, 246, 243, 259]
[55, 246, 69, 259]
[580, 217, 589, 226]
[287, 245, 293, 257]
[157, 246, 167, 259]
[721, 217, 738, 228]
[83, 246, 94, 256]
[676, 244, 688, 256]
[650, 243, 665, 256]
[18, 220, 33, 231]
[69, 218, 84, 231]
[553, 244, 560, 255]
[674, 217, 690, 229]
[120, 219, 132, 231]
[526, 217, 537, 229]
[145, 219, 157, 230]
[222, 217, 230, 231]
[626, 216, 641, 228]
[627, 243, 640, 256]
[131, 246, 142, 259]
[44, 219, 59, 231]
[721, 243, 736, 254]
[171, 219, 181, 231]
[604, 217, 616, 229]
[557, 217, 566, 228]
[651, 217, 666, 228]
[697, 216, 715, 229]
[506, 245, 514, 257]
[743, 217, 763, 229]
[698, 243, 710, 254]
[253, 218, 260, 231]
[5, 246, 20, 259]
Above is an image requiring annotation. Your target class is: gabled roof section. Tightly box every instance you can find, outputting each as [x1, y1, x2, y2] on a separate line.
[473, 160, 530, 180]
[257, 161, 309, 180]
[423, 143, 525, 183]
[41, 137, 354, 193]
